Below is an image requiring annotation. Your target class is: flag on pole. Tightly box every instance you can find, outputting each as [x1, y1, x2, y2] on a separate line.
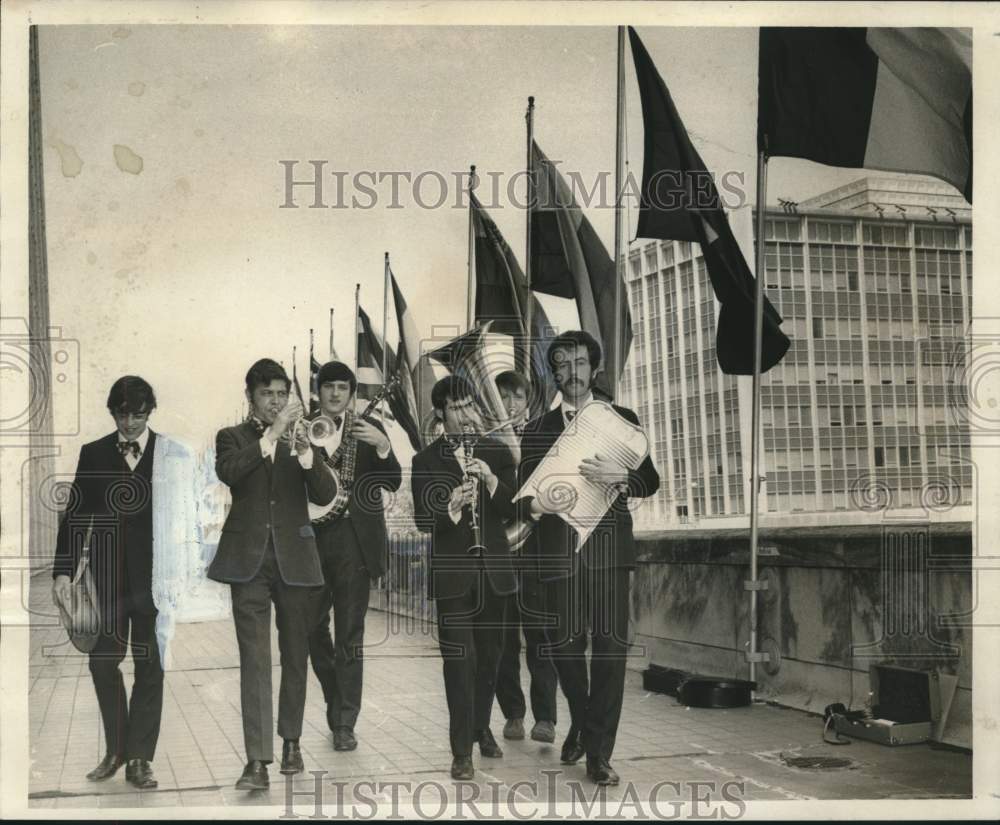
[758, 27, 972, 202]
[356, 306, 384, 399]
[308, 331, 321, 415]
[530, 140, 631, 399]
[628, 26, 790, 375]
[471, 192, 556, 417]
[387, 270, 425, 451]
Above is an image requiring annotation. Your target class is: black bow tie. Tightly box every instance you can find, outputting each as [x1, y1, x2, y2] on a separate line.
[117, 440, 141, 458]
[565, 410, 576, 423]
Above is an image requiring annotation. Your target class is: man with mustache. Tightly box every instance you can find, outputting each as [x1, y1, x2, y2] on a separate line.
[518, 331, 660, 786]
[209, 358, 336, 791]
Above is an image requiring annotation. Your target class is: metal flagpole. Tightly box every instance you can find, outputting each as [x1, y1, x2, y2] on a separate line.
[524, 97, 535, 361]
[467, 165, 477, 331]
[747, 145, 771, 692]
[309, 328, 315, 413]
[353, 283, 360, 378]
[382, 253, 390, 420]
[613, 25, 626, 398]
[329, 307, 335, 359]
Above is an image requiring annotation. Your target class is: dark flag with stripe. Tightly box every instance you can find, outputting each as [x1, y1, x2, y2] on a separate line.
[530, 141, 631, 399]
[471, 193, 556, 418]
[758, 27, 972, 202]
[629, 26, 789, 375]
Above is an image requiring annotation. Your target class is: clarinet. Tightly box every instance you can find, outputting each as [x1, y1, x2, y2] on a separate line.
[460, 424, 488, 558]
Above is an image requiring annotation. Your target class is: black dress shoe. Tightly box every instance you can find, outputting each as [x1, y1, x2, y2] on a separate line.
[235, 760, 269, 791]
[585, 755, 620, 786]
[476, 728, 503, 758]
[560, 730, 585, 765]
[86, 753, 124, 782]
[333, 727, 358, 751]
[125, 759, 158, 789]
[450, 756, 475, 780]
[280, 740, 304, 775]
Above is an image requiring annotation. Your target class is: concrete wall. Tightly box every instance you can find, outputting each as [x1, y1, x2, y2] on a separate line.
[631, 523, 972, 749]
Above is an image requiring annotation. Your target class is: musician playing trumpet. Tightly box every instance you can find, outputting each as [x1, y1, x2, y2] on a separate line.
[410, 376, 517, 781]
[209, 358, 336, 790]
[306, 361, 401, 753]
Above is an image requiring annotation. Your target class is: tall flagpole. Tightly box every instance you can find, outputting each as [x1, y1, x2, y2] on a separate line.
[748, 144, 770, 692]
[524, 97, 535, 367]
[382, 252, 390, 420]
[329, 307, 335, 359]
[467, 165, 477, 331]
[613, 26, 626, 398]
[309, 328, 315, 413]
[353, 283, 360, 379]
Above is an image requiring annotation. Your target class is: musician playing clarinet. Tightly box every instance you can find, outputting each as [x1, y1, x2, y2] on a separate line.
[518, 331, 660, 787]
[307, 361, 401, 753]
[410, 376, 517, 781]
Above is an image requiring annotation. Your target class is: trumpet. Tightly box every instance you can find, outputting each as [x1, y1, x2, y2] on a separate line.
[460, 423, 488, 558]
[284, 410, 339, 446]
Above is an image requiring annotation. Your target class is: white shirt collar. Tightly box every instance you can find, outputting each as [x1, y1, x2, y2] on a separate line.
[561, 393, 593, 419]
[118, 427, 150, 454]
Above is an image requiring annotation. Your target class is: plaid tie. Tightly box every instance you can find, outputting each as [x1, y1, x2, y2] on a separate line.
[117, 440, 141, 458]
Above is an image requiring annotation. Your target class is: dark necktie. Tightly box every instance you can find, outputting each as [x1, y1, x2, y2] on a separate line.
[117, 440, 141, 458]
[333, 415, 343, 429]
[565, 410, 576, 423]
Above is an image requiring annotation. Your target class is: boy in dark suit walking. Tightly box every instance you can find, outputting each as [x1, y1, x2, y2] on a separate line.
[410, 376, 517, 780]
[209, 358, 336, 790]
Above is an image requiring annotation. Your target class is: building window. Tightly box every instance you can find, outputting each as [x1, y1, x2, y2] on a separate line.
[813, 317, 824, 339]
[874, 447, 885, 467]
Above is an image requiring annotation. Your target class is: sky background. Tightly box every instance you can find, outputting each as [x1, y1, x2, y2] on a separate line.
[38, 24, 936, 472]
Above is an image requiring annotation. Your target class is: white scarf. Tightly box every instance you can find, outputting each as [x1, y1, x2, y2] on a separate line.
[150, 434, 200, 669]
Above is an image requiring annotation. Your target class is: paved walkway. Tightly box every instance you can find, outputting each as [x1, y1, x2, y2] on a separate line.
[27, 573, 971, 813]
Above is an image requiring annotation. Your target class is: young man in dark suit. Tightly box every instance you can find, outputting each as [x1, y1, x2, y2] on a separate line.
[306, 361, 401, 752]
[410, 376, 517, 780]
[492, 371, 559, 745]
[209, 358, 336, 791]
[51, 376, 165, 790]
[518, 331, 660, 786]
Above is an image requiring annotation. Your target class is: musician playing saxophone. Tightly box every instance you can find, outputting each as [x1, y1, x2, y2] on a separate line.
[306, 361, 401, 753]
[410, 376, 517, 780]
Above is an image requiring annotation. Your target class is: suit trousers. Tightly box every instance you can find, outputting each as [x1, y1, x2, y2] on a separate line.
[543, 564, 630, 762]
[230, 540, 318, 762]
[308, 516, 371, 731]
[89, 602, 163, 762]
[495, 570, 559, 725]
[435, 575, 506, 758]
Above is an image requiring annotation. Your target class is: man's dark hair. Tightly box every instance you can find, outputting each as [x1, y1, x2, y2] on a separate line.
[245, 358, 291, 393]
[495, 370, 530, 395]
[317, 361, 357, 395]
[107, 375, 157, 415]
[547, 330, 602, 372]
[431, 375, 478, 412]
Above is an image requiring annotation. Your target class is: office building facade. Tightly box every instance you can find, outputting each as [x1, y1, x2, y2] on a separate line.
[622, 177, 972, 527]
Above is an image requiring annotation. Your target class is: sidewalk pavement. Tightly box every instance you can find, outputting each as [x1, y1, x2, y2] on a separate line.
[27, 574, 971, 812]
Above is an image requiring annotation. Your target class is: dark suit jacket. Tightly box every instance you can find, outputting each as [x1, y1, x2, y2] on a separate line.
[518, 404, 660, 581]
[315, 420, 402, 579]
[208, 421, 337, 586]
[411, 435, 517, 601]
[52, 430, 158, 615]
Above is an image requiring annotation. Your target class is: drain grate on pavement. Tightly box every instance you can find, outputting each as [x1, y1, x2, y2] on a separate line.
[781, 754, 855, 770]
